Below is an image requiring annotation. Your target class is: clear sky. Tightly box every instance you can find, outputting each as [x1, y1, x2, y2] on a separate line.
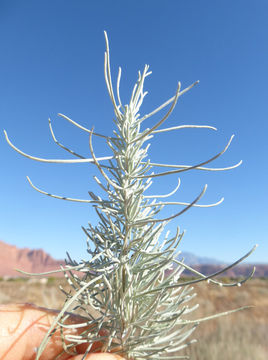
[0, 0, 267, 264]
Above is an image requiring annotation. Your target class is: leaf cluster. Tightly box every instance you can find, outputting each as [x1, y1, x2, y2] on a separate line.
[4, 32, 256, 360]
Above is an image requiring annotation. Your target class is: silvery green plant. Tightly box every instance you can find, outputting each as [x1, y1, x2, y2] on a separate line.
[4, 32, 256, 360]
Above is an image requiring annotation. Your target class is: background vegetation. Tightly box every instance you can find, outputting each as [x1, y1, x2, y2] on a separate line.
[0, 277, 266, 359]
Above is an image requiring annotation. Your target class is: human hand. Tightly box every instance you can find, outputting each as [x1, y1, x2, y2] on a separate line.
[0, 303, 124, 360]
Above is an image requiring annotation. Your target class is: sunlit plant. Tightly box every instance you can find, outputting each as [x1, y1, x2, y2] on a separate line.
[4, 32, 256, 360]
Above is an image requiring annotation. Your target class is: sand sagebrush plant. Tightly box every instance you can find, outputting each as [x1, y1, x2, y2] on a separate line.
[4, 32, 256, 360]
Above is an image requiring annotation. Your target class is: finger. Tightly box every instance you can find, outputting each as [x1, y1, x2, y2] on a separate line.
[70, 354, 125, 360]
[0, 303, 90, 360]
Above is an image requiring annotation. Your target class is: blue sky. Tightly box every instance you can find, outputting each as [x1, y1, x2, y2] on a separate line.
[0, 0, 267, 264]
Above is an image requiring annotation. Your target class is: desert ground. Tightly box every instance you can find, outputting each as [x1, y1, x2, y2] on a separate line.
[0, 277, 267, 359]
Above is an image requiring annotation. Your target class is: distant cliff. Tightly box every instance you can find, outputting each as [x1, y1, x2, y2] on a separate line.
[0, 240, 63, 277]
[0, 240, 267, 278]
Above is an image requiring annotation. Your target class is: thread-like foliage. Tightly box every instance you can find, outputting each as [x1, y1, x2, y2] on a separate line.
[4, 32, 256, 360]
